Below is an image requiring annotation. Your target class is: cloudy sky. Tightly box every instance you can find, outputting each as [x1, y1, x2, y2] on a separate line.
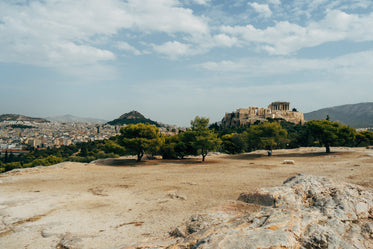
[1, 0, 372, 126]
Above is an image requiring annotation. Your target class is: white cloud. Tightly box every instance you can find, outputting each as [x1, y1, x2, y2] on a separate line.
[116, 42, 142, 55]
[248, 3, 272, 18]
[125, 0, 209, 35]
[221, 10, 373, 55]
[212, 34, 239, 47]
[267, 0, 281, 5]
[152, 41, 192, 59]
[197, 50, 373, 78]
[190, 0, 211, 5]
[0, 0, 209, 68]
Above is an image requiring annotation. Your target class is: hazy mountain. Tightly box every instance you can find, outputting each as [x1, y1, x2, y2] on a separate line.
[304, 102, 373, 128]
[46, 114, 107, 123]
[107, 110, 160, 127]
[0, 114, 49, 123]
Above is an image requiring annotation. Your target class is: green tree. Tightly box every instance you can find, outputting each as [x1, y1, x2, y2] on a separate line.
[187, 117, 221, 162]
[221, 133, 246, 154]
[78, 144, 88, 157]
[103, 140, 127, 155]
[243, 122, 288, 153]
[174, 131, 198, 159]
[355, 130, 373, 147]
[160, 135, 179, 159]
[119, 123, 162, 162]
[305, 120, 356, 153]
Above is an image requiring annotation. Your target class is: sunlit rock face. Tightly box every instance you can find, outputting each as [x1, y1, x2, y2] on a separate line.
[127, 174, 373, 249]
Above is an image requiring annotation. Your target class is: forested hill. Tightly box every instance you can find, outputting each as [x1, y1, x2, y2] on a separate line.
[0, 114, 49, 123]
[304, 102, 373, 128]
[107, 111, 160, 127]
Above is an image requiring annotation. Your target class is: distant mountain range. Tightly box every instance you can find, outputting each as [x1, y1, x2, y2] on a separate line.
[46, 114, 107, 123]
[0, 114, 49, 123]
[304, 102, 373, 128]
[107, 110, 160, 127]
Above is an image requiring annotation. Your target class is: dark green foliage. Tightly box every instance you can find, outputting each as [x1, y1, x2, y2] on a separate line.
[187, 117, 221, 161]
[0, 139, 122, 173]
[103, 139, 127, 155]
[243, 122, 289, 152]
[221, 133, 246, 154]
[355, 130, 373, 147]
[160, 135, 179, 159]
[176, 131, 198, 159]
[107, 110, 160, 127]
[6, 124, 35, 129]
[119, 123, 163, 161]
[209, 122, 248, 136]
[305, 120, 356, 153]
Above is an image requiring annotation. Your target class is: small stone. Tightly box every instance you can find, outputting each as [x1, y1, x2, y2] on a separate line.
[167, 192, 187, 201]
[283, 160, 295, 164]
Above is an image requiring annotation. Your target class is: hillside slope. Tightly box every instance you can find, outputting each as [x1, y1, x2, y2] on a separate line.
[0, 114, 49, 123]
[107, 110, 160, 127]
[304, 102, 373, 128]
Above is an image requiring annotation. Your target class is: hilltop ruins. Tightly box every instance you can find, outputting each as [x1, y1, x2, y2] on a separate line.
[221, 102, 304, 128]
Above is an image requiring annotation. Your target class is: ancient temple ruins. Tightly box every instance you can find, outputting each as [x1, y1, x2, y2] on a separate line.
[221, 102, 304, 128]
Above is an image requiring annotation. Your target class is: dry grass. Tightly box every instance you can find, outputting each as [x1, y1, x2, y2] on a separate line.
[0, 147, 372, 249]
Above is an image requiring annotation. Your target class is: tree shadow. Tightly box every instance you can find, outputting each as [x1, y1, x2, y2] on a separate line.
[92, 157, 218, 166]
[160, 158, 219, 165]
[92, 158, 147, 166]
[228, 154, 265, 160]
[228, 151, 346, 160]
[272, 151, 347, 158]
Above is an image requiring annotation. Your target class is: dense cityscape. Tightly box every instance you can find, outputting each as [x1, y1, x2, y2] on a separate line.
[0, 120, 119, 157]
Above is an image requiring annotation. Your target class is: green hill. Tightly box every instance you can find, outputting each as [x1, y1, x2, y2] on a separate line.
[107, 111, 160, 127]
[304, 102, 373, 128]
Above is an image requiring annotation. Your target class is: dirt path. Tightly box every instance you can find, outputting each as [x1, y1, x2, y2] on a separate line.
[1, 147, 372, 249]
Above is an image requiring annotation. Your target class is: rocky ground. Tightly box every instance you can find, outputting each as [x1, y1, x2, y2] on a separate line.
[0, 147, 372, 249]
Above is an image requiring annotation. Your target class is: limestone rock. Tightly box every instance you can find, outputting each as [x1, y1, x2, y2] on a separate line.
[124, 174, 373, 249]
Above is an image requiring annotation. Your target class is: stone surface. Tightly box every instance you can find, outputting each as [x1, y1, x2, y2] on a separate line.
[124, 174, 373, 249]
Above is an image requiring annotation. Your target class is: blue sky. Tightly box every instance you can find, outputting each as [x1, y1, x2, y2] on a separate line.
[1, 0, 372, 126]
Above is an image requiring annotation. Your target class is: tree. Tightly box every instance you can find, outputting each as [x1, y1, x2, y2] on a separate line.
[305, 120, 355, 153]
[103, 140, 127, 155]
[119, 123, 162, 162]
[174, 131, 197, 159]
[78, 144, 88, 157]
[355, 130, 373, 147]
[243, 122, 288, 154]
[221, 133, 246, 154]
[160, 135, 179, 159]
[4, 150, 8, 163]
[188, 117, 221, 162]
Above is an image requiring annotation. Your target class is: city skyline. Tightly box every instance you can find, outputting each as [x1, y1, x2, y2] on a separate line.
[1, 0, 373, 126]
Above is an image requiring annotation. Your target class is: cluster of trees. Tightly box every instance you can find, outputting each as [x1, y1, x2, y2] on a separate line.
[120, 117, 220, 162]
[1, 116, 373, 173]
[117, 117, 373, 161]
[218, 119, 372, 154]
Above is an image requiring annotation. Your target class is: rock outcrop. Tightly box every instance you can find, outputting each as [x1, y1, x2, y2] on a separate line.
[125, 174, 373, 249]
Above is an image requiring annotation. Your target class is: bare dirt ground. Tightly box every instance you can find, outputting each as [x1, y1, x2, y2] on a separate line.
[1, 147, 373, 249]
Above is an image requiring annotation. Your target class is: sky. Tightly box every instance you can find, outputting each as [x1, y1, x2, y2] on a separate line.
[0, 0, 373, 126]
